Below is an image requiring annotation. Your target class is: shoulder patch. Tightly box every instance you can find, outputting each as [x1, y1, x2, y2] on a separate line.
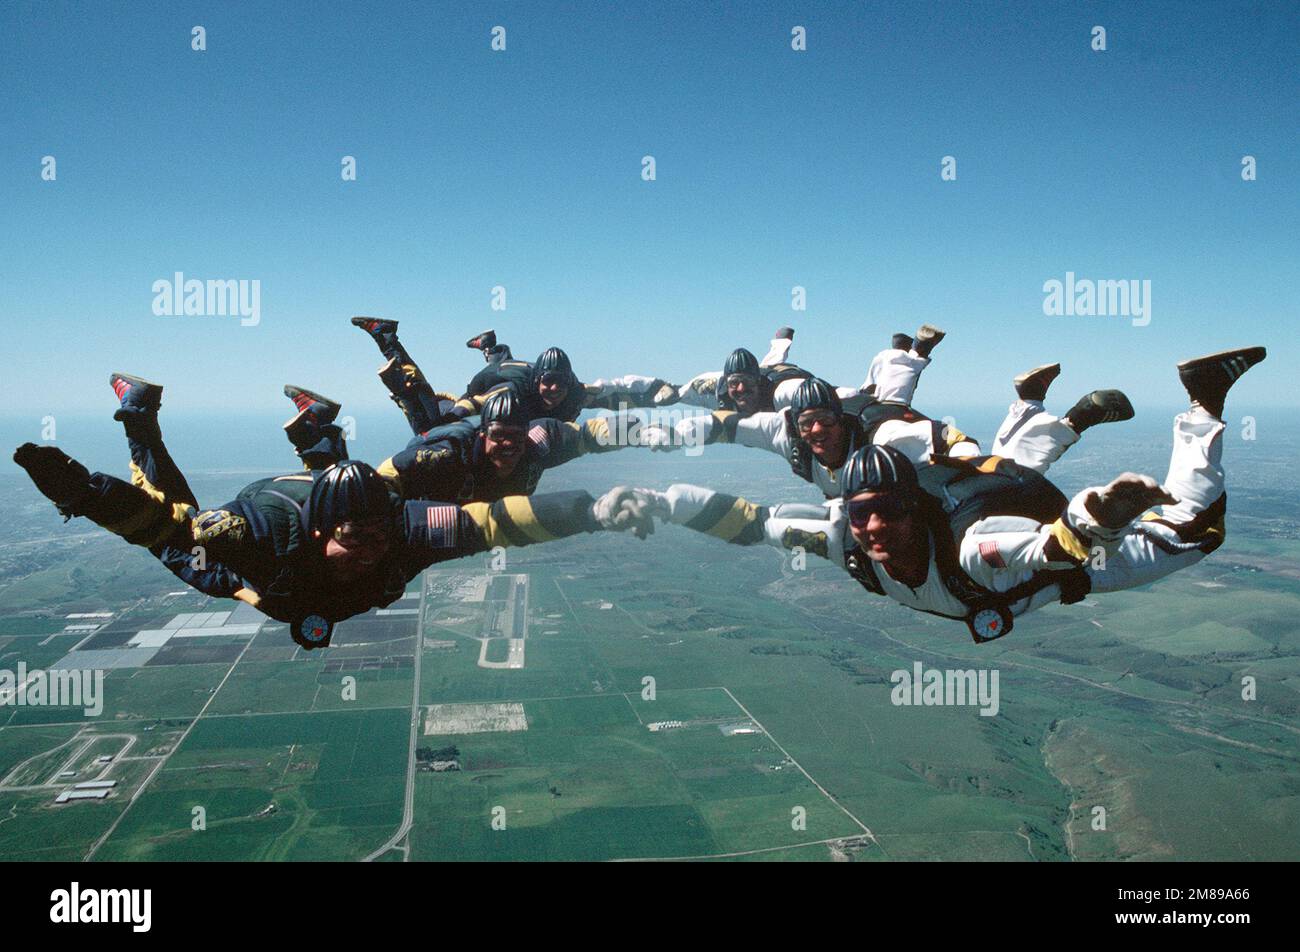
[415, 446, 454, 466]
[782, 527, 829, 560]
[192, 509, 248, 544]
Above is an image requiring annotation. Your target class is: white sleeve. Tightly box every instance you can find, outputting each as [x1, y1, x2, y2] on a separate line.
[667, 410, 790, 460]
[733, 412, 792, 459]
[655, 484, 847, 568]
[958, 515, 1084, 592]
[669, 413, 718, 451]
[676, 372, 721, 409]
[586, 374, 660, 397]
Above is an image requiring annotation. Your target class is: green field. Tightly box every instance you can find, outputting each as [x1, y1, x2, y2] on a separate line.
[0, 440, 1297, 862]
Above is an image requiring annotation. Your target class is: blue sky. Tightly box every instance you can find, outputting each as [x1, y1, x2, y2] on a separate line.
[2, 0, 1296, 433]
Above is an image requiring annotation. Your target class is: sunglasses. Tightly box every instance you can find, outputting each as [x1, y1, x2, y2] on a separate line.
[486, 424, 527, 443]
[726, 374, 759, 390]
[537, 373, 569, 388]
[332, 521, 389, 548]
[846, 495, 913, 528]
[796, 410, 841, 434]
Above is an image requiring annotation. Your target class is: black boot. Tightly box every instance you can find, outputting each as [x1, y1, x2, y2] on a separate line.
[109, 372, 162, 420]
[283, 385, 341, 426]
[466, 328, 496, 351]
[1063, 390, 1135, 434]
[351, 316, 402, 357]
[1177, 346, 1266, 419]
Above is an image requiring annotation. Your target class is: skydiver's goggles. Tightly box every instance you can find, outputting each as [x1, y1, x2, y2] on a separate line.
[846, 493, 915, 528]
[485, 423, 527, 444]
[796, 409, 842, 434]
[331, 520, 390, 549]
[726, 373, 759, 391]
[537, 372, 569, 388]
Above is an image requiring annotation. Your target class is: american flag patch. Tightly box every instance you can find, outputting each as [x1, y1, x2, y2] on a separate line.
[979, 540, 1006, 569]
[528, 425, 550, 455]
[426, 505, 459, 548]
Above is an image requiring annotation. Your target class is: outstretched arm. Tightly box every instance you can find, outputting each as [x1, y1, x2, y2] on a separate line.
[402, 487, 652, 573]
[583, 376, 676, 410]
[631, 483, 848, 568]
[534, 415, 668, 467]
[657, 410, 792, 459]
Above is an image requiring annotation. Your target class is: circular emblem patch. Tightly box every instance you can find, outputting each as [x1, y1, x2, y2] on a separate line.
[972, 608, 1004, 640]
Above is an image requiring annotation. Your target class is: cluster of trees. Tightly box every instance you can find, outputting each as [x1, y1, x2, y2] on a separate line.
[416, 744, 460, 763]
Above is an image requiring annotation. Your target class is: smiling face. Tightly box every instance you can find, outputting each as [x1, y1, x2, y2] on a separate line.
[845, 490, 924, 573]
[483, 423, 527, 475]
[726, 373, 761, 414]
[536, 373, 569, 411]
[797, 409, 850, 469]
[322, 521, 390, 582]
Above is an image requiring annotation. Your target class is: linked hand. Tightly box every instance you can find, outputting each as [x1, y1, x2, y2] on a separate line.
[651, 382, 679, 406]
[592, 487, 657, 539]
[639, 424, 677, 452]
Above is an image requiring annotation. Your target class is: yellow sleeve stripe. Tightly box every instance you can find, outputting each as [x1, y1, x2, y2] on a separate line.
[502, 495, 557, 543]
[376, 457, 403, 494]
[129, 461, 167, 504]
[707, 497, 761, 541]
[1048, 517, 1092, 562]
[462, 501, 494, 540]
[461, 497, 556, 547]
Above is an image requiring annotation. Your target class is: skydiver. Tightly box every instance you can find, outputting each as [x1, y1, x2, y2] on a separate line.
[374, 388, 662, 502]
[280, 383, 663, 500]
[651, 351, 1135, 498]
[613, 346, 1265, 642]
[351, 317, 674, 426]
[12, 375, 649, 649]
[661, 324, 947, 417]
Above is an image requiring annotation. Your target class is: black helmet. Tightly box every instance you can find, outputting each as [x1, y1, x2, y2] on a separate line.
[841, 445, 919, 500]
[534, 347, 576, 386]
[306, 460, 395, 540]
[788, 377, 843, 421]
[723, 348, 760, 378]
[481, 388, 529, 429]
